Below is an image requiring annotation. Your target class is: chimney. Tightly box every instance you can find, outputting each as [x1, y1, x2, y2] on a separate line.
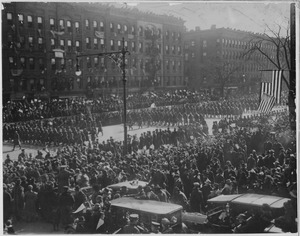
[211, 24, 216, 30]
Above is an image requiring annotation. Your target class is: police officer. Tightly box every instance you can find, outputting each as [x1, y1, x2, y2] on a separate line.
[122, 214, 140, 234]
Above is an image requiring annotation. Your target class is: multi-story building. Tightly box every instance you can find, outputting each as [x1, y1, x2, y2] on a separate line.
[2, 2, 185, 100]
[184, 25, 279, 96]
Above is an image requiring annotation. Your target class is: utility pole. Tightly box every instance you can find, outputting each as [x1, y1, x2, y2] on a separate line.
[289, 3, 296, 131]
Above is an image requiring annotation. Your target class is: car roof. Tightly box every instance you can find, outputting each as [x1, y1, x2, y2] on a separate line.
[108, 181, 148, 190]
[111, 197, 183, 215]
[207, 194, 290, 209]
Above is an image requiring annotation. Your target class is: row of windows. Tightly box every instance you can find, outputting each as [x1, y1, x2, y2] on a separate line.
[6, 12, 182, 41]
[7, 34, 183, 55]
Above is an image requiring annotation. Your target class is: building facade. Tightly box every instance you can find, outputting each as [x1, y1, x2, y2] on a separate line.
[184, 25, 279, 96]
[2, 2, 185, 100]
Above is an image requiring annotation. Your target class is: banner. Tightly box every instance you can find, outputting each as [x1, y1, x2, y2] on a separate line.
[95, 31, 104, 38]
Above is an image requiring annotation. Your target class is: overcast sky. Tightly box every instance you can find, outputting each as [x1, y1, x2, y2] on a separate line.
[109, 1, 291, 36]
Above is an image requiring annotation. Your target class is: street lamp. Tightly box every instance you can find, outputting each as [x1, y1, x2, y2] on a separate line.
[75, 37, 130, 155]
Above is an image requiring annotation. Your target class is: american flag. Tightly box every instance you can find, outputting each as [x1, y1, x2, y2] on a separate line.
[259, 70, 283, 104]
[258, 93, 276, 113]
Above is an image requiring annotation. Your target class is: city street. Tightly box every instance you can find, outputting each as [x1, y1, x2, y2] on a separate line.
[3, 117, 220, 162]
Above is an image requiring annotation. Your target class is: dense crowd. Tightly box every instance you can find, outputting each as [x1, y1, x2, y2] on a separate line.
[3, 109, 297, 233]
[3, 89, 259, 123]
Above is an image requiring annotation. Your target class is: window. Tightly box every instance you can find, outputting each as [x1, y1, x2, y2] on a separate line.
[178, 61, 181, 71]
[110, 22, 114, 32]
[51, 58, 56, 70]
[172, 32, 175, 40]
[94, 38, 98, 49]
[85, 19, 90, 29]
[191, 53, 195, 58]
[93, 20, 97, 29]
[68, 59, 73, 69]
[75, 40, 81, 51]
[7, 13, 13, 25]
[37, 16, 43, 29]
[61, 58, 65, 70]
[67, 20, 72, 33]
[166, 60, 169, 70]
[166, 30, 169, 40]
[124, 25, 128, 33]
[191, 41, 195, 46]
[50, 18, 55, 30]
[172, 45, 175, 54]
[29, 57, 35, 70]
[51, 38, 55, 49]
[139, 26, 143, 36]
[118, 40, 122, 50]
[86, 37, 91, 49]
[110, 39, 114, 50]
[100, 21, 104, 31]
[131, 41, 136, 52]
[165, 45, 169, 54]
[94, 57, 99, 66]
[59, 19, 64, 31]
[86, 57, 91, 68]
[100, 38, 105, 49]
[20, 57, 26, 68]
[203, 40, 207, 48]
[18, 14, 24, 26]
[172, 60, 175, 70]
[60, 39, 65, 50]
[131, 26, 135, 35]
[75, 21, 80, 32]
[39, 58, 44, 70]
[203, 52, 207, 56]
[38, 37, 43, 50]
[178, 46, 181, 55]
[27, 15, 33, 28]
[124, 41, 128, 48]
[117, 24, 121, 34]
[139, 42, 143, 53]
[28, 36, 34, 48]
[67, 40, 72, 51]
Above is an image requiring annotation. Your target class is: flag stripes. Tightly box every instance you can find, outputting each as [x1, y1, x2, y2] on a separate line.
[258, 93, 276, 113]
[271, 70, 283, 104]
[260, 82, 272, 102]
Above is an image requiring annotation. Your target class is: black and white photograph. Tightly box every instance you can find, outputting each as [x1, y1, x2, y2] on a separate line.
[2, 1, 298, 234]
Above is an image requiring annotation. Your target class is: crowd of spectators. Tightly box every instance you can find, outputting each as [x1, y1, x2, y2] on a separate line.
[3, 108, 297, 233]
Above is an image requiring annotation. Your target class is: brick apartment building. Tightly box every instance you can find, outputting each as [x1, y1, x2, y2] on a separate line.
[184, 25, 280, 96]
[2, 2, 185, 100]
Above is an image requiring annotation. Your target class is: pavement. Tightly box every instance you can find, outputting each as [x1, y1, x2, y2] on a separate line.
[3, 118, 220, 162]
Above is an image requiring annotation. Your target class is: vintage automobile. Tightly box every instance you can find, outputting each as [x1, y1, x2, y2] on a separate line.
[205, 193, 291, 233]
[109, 197, 184, 233]
[107, 180, 148, 195]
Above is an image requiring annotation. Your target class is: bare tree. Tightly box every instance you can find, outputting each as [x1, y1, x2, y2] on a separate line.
[244, 21, 295, 131]
[201, 58, 245, 97]
[244, 24, 290, 88]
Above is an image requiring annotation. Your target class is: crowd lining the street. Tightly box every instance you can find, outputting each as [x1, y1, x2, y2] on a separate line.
[3, 89, 295, 234]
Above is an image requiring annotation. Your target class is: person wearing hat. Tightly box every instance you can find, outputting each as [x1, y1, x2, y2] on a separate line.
[190, 182, 205, 213]
[122, 214, 140, 234]
[11, 178, 24, 221]
[4, 154, 13, 166]
[23, 185, 38, 222]
[3, 183, 13, 223]
[12, 130, 21, 151]
[57, 164, 73, 193]
[58, 186, 75, 227]
[150, 221, 161, 233]
[221, 179, 233, 195]
[161, 218, 173, 233]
